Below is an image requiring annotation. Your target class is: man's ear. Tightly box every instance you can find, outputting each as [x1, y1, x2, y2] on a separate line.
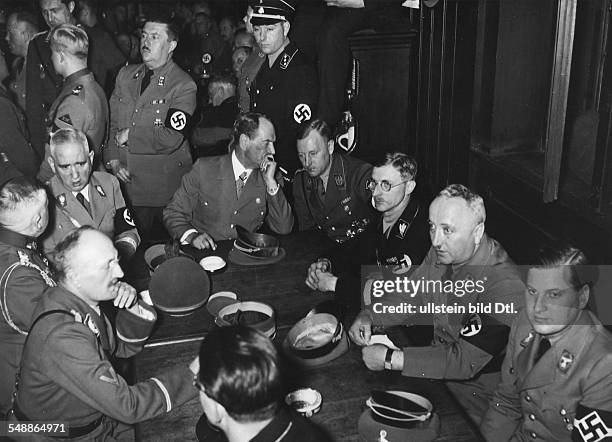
[473, 221, 485, 247]
[578, 284, 590, 310]
[48, 155, 56, 174]
[88, 150, 94, 165]
[68, 1, 76, 14]
[282, 20, 290, 38]
[238, 133, 249, 152]
[168, 39, 177, 54]
[405, 180, 416, 196]
[327, 139, 334, 155]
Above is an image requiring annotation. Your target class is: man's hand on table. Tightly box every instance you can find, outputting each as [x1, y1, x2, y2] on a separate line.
[305, 259, 337, 292]
[190, 231, 217, 250]
[362, 345, 404, 371]
[349, 309, 373, 345]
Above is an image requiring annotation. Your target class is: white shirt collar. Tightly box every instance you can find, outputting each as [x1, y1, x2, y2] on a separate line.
[231, 151, 253, 181]
[72, 184, 90, 202]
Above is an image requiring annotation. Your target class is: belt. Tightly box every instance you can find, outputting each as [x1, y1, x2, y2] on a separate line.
[12, 402, 104, 439]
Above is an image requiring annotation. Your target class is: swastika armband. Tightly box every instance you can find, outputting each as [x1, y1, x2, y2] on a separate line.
[114, 206, 137, 235]
[573, 404, 612, 442]
[164, 108, 192, 134]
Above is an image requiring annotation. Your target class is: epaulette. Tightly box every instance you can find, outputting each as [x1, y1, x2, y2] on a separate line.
[279, 47, 298, 70]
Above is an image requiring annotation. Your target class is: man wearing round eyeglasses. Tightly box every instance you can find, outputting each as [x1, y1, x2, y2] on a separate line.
[349, 183, 525, 425]
[305, 152, 430, 314]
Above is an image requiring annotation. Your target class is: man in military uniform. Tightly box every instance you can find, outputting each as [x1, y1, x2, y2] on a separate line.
[249, 0, 318, 176]
[293, 118, 373, 243]
[107, 15, 196, 245]
[306, 153, 429, 314]
[236, 3, 265, 113]
[481, 245, 612, 441]
[42, 128, 139, 258]
[164, 113, 293, 250]
[12, 227, 197, 439]
[5, 11, 39, 112]
[38, 24, 108, 182]
[349, 184, 525, 424]
[0, 170, 54, 416]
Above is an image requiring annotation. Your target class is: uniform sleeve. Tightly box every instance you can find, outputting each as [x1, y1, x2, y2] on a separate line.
[2, 265, 49, 333]
[0, 99, 39, 180]
[42, 323, 197, 424]
[480, 318, 523, 440]
[53, 95, 93, 134]
[572, 354, 612, 442]
[163, 162, 202, 239]
[128, 79, 197, 155]
[287, 63, 318, 131]
[265, 187, 294, 234]
[113, 301, 157, 358]
[106, 67, 126, 164]
[353, 162, 373, 207]
[292, 174, 316, 231]
[111, 177, 140, 249]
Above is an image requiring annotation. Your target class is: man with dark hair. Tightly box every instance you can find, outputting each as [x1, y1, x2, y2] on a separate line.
[195, 325, 331, 441]
[306, 152, 429, 314]
[76, 0, 126, 94]
[42, 128, 140, 258]
[25, 0, 124, 162]
[293, 118, 373, 243]
[481, 244, 612, 440]
[0, 170, 54, 416]
[107, 15, 196, 246]
[349, 183, 525, 424]
[5, 11, 39, 112]
[11, 226, 197, 439]
[37, 23, 108, 181]
[249, 0, 318, 176]
[164, 112, 293, 250]
[192, 73, 239, 157]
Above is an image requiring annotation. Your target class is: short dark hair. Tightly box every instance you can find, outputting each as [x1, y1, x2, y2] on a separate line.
[531, 243, 596, 289]
[296, 118, 331, 143]
[373, 152, 418, 181]
[209, 72, 237, 90]
[0, 177, 45, 216]
[76, 0, 98, 15]
[198, 325, 283, 423]
[51, 225, 96, 282]
[145, 14, 180, 43]
[228, 113, 268, 151]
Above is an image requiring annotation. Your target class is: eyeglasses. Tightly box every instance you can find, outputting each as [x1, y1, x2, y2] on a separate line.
[365, 178, 411, 193]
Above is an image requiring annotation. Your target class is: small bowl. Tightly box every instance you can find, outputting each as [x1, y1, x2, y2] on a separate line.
[199, 256, 226, 272]
[285, 388, 322, 418]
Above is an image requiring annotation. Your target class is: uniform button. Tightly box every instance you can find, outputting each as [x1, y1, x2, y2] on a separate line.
[560, 409, 567, 416]
[509, 367, 515, 374]
[421, 373, 425, 377]
[156, 110, 160, 113]
[525, 395, 531, 402]
[234, 210, 238, 215]
[204, 202, 208, 206]
[530, 432, 537, 439]
[253, 103, 257, 108]
[472, 392, 476, 397]
[230, 224, 234, 228]
[331, 227, 335, 231]
[135, 109, 138, 113]
[178, 162, 183, 167]
[256, 89, 260, 94]
[132, 122, 135, 126]
[260, 211, 264, 216]
[529, 414, 535, 421]
[325, 216, 329, 220]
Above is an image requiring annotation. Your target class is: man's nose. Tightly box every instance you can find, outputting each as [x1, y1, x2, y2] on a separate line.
[267, 143, 275, 155]
[533, 293, 547, 314]
[431, 228, 443, 247]
[70, 167, 79, 180]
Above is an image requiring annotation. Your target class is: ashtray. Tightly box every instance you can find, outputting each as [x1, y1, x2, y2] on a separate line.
[285, 388, 322, 417]
[199, 256, 226, 272]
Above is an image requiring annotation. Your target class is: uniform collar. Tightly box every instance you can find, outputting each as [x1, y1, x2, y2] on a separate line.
[0, 228, 30, 249]
[231, 150, 253, 181]
[63, 68, 90, 85]
[251, 407, 293, 442]
[72, 184, 91, 202]
[379, 196, 420, 238]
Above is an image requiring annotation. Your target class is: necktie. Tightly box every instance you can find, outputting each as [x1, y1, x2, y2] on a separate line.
[140, 69, 153, 95]
[236, 171, 248, 198]
[76, 192, 91, 216]
[534, 337, 551, 364]
[309, 177, 324, 213]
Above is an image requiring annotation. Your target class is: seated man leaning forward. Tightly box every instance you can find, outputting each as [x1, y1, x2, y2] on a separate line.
[11, 226, 197, 439]
[480, 244, 612, 441]
[42, 128, 140, 259]
[164, 112, 294, 250]
[349, 184, 525, 424]
[194, 325, 332, 442]
[305, 152, 430, 314]
[292, 118, 373, 243]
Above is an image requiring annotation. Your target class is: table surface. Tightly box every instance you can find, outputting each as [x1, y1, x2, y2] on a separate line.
[133, 231, 482, 441]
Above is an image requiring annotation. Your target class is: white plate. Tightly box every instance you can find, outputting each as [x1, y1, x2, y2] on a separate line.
[199, 256, 226, 272]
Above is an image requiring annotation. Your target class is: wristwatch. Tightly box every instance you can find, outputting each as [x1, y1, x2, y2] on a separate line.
[384, 348, 394, 370]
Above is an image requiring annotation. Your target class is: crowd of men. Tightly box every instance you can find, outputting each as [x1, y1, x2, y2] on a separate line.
[0, 0, 611, 441]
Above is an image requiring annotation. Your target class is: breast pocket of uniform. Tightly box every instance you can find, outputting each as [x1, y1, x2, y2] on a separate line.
[145, 99, 169, 129]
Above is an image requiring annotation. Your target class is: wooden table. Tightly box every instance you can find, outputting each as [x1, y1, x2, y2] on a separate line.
[133, 231, 481, 441]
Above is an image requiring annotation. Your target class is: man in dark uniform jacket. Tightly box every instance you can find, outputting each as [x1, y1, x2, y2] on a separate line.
[12, 227, 197, 439]
[0, 172, 55, 416]
[38, 24, 109, 182]
[195, 325, 332, 442]
[106, 16, 196, 245]
[306, 152, 430, 314]
[236, 3, 266, 113]
[293, 118, 373, 243]
[349, 184, 525, 424]
[250, 0, 319, 176]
